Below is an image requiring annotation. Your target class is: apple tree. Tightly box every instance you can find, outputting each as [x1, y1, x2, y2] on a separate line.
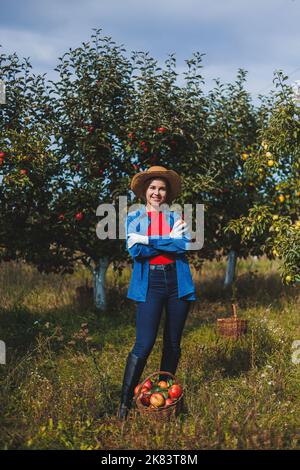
[184, 68, 262, 286]
[48, 29, 137, 310]
[225, 71, 300, 284]
[0, 48, 62, 272]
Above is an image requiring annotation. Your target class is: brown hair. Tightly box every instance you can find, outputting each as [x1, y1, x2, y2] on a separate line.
[142, 176, 172, 205]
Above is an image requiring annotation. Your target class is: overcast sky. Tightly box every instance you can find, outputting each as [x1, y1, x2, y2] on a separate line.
[1, 0, 300, 104]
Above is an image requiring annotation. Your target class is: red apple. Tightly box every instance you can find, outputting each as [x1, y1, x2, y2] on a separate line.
[143, 379, 153, 390]
[128, 132, 134, 139]
[75, 212, 84, 221]
[143, 147, 148, 153]
[134, 384, 149, 396]
[0, 152, 5, 158]
[139, 141, 146, 147]
[88, 126, 95, 133]
[165, 398, 174, 407]
[140, 393, 151, 407]
[20, 169, 27, 175]
[58, 214, 65, 221]
[134, 384, 142, 396]
[168, 384, 182, 400]
[150, 392, 165, 408]
[156, 127, 166, 133]
[157, 380, 168, 389]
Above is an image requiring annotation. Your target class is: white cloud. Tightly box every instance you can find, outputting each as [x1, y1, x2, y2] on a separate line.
[0, 0, 300, 100]
[0, 28, 60, 63]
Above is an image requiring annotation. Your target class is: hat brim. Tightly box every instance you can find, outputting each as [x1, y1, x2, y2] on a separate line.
[131, 169, 181, 202]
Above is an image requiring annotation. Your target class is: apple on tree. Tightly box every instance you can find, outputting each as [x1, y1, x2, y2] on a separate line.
[75, 212, 84, 221]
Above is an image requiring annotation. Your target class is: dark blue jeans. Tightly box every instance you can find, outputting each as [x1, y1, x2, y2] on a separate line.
[131, 265, 193, 379]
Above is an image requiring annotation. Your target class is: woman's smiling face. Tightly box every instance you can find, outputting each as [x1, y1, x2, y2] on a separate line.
[145, 178, 168, 210]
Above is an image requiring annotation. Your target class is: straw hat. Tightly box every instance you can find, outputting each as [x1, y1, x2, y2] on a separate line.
[130, 165, 181, 203]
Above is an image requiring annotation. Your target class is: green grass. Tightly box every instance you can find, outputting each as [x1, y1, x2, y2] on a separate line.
[1, 257, 300, 449]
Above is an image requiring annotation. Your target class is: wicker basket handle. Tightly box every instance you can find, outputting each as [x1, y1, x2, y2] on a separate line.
[232, 303, 238, 318]
[133, 370, 176, 402]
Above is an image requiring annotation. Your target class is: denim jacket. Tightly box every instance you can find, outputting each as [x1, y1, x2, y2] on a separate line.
[125, 205, 197, 302]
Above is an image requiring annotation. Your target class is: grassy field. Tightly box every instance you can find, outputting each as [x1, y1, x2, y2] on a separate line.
[1, 257, 300, 450]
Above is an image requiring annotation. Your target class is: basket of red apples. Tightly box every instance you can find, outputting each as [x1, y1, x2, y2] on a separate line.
[133, 371, 183, 421]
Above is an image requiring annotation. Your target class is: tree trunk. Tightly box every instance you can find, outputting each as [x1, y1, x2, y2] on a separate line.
[93, 256, 110, 311]
[224, 249, 237, 288]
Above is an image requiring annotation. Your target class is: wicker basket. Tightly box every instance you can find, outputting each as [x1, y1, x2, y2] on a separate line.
[216, 304, 248, 339]
[133, 371, 183, 422]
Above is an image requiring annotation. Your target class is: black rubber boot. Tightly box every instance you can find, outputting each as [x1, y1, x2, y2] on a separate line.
[159, 348, 181, 382]
[118, 351, 147, 421]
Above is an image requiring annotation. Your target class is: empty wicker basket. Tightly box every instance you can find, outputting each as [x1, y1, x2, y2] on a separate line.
[217, 304, 248, 339]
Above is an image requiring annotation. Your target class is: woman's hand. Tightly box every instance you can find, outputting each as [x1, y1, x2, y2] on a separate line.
[170, 219, 189, 239]
[127, 233, 149, 249]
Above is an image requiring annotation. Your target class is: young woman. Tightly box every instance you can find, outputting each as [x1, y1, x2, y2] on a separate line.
[118, 165, 197, 420]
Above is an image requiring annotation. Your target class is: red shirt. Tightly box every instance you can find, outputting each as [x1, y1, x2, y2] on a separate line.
[147, 211, 176, 264]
